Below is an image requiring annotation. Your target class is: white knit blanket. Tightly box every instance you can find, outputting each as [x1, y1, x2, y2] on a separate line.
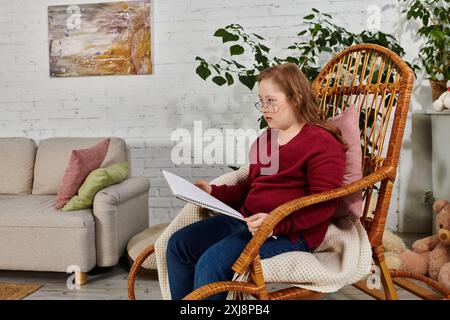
[155, 165, 372, 299]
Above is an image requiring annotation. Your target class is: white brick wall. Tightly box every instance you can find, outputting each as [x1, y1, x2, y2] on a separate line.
[0, 0, 431, 231]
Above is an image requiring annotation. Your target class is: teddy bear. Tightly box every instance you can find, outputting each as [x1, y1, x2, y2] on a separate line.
[383, 200, 450, 290]
[383, 228, 406, 271]
[432, 80, 450, 112]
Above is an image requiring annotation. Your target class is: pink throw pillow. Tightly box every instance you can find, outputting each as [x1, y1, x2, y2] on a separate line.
[55, 139, 111, 209]
[327, 105, 363, 218]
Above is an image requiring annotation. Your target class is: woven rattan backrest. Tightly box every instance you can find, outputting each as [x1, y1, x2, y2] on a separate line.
[312, 44, 414, 245]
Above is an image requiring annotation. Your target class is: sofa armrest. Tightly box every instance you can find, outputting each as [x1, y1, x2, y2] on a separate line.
[93, 177, 150, 266]
[96, 176, 150, 205]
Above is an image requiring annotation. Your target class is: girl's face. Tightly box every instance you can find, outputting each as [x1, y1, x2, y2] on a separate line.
[258, 78, 299, 130]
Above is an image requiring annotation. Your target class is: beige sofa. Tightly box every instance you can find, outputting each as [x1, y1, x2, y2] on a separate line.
[0, 137, 150, 284]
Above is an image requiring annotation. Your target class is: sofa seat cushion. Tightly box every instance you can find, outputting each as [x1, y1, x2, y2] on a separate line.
[0, 195, 95, 229]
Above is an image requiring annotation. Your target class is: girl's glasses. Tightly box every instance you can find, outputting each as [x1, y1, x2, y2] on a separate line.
[254, 96, 291, 113]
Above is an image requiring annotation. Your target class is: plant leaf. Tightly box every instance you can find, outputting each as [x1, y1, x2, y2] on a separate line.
[213, 28, 227, 37]
[214, 29, 239, 43]
[212, 76, 227, 86]
[259, 44, 270, 53]
[196, 65, 211, 80]
[259, 116, 268, 129]
[232, 60, 246, 69]
[230, 44, 245, 56]
[238, 74, 256, 90]
[320, 47, 333, 53]
[286, 56, 299, 64]
[223, 33, 240, 43]
[212, 64, 220, 74]
[252, 33, 265, 40]
[225, 72, 234, 85]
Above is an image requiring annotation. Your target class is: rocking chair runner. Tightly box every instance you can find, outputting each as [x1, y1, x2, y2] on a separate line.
[128, 43, 415, 300]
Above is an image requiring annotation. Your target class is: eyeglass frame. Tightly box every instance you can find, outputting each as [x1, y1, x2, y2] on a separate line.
[254, 95, 292, 113]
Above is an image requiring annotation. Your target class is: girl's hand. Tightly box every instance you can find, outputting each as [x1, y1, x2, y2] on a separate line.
[194, 179, 212, 194]
[245, 213, 273, 238]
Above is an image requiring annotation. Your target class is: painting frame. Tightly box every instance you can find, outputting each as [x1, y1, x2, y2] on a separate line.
[48, 0, 152, 78]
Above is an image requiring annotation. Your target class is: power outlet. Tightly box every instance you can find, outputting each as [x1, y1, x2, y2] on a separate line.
[423, 190, 435, 205]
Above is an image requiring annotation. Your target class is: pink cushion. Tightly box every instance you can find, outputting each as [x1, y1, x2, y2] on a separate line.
[55, 138, 111, 209]
[328, 105, 363, 218]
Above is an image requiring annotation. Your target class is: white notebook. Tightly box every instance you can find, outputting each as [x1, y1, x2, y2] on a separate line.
[162, 170, 246, 222]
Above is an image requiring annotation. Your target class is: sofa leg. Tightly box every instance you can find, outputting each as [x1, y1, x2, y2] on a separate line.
[75, 271, 87, 286]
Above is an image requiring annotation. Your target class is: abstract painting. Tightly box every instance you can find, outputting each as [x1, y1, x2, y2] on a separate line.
[48, 1, 151, 77]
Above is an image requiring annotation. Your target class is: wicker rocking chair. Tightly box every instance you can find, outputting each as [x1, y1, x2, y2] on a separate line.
[128, 43, 416, 300]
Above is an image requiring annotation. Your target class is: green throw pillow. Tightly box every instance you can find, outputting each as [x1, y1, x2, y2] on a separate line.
[61, 162, 128, 212]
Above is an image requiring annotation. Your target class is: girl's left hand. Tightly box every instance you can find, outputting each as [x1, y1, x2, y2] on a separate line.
[245, 213, 273, 238]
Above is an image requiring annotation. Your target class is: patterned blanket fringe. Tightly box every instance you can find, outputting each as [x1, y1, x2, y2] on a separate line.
[226, 271, 252, 300]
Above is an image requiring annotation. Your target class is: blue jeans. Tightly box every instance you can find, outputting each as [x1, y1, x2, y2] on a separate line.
[166, 214, 311, 300]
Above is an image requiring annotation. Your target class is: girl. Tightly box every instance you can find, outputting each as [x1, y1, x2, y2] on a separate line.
[166, 63, 346, 300]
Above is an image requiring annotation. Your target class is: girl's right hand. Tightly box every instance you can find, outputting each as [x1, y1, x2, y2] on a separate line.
[194, 179, 212, 194]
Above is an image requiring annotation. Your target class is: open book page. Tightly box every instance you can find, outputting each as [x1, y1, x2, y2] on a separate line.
[162, 170, 246, 222]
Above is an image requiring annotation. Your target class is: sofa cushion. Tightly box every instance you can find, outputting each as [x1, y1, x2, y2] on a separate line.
[32, 137, 127, 195]
[0, 138, 37, 195]
[0, 195, 94, 228]
[62, 162, 129, 212]
[55, 138, 111, 209]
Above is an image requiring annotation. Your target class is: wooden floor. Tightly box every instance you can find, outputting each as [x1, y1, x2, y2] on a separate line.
[0, 233, 427, 300]
[0, 264, 423, 300]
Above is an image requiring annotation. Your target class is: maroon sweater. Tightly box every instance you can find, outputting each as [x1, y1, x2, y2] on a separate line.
[210, 124, 345, 249]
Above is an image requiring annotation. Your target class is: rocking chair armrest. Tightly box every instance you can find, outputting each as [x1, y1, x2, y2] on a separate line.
[231, 165, 395, 275]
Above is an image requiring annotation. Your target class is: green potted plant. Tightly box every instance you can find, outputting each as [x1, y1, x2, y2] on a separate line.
[399, 0, 450, 101]
[195, 8, 412, 128]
